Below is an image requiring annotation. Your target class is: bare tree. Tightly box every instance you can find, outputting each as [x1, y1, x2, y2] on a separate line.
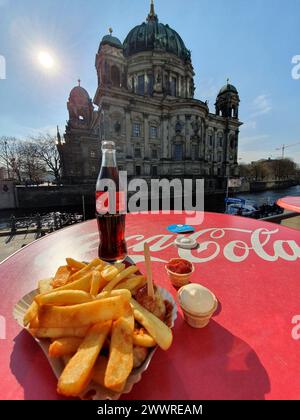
[19, 141, 46, 183]
[239, 158, 299, 182]
[0, 136, 23, 182]
[28, 133, 62, 183]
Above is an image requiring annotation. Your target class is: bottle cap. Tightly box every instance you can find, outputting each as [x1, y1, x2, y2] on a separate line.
[175, 236, 198, 250]
[167, 224, 195, 234]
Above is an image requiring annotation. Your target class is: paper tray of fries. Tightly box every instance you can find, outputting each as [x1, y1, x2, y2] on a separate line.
[13, 258, 177, 400]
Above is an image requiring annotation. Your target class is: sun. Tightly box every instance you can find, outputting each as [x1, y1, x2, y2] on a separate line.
[38, 51, 55, 69]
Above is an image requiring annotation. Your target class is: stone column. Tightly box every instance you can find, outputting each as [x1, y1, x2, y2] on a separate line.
[201, 120, 206, 161]
[144, 113, 150, 159]
[185, 115, 191, 159]
[125, 107, 132, 158]
[162, 114, 169, 159]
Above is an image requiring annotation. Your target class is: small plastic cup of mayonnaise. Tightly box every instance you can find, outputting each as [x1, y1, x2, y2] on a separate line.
[178, 283, 218, 328]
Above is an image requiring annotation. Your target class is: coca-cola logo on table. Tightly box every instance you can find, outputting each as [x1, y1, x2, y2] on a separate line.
[126, 227, 300, 263]
[34, 226, 300, 269]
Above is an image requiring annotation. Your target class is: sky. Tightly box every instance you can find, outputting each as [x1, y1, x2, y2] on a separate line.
[0, 0, 299, 163]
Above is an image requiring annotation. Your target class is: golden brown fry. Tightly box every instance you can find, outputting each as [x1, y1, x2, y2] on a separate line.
[49, 337, 83, 358]
[66, 258, 87, 271]
[39, 272, 93, 296]
[37, 295, 128, 328]
[35, 290, 93, 306]
[68, 258, 103, 283]
[57, 321, 111, 397]
[133, 328, 156, 348]
[102, 266, 139, 293]
[96, 289, 131, 301]
[30, 326, 89, 339]
[130, 298, 173, 351]
[38, 278, 53, 294]
[93, 356, 126, 393]
[51, 266, 72, 288]
[23, 301, 39, 326]
[90, 271, 101, 296]
[100, 265, 119, 283]
[104, 303, 134, 391]
[114, 276, 146, 293]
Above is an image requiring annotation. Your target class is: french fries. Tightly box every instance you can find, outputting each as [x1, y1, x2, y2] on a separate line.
[115, 275, 146, 293]
[90, 271, 101, 296]
[93, 356, 126, 393]
[30, 326, 89, 339]
[44, 272, 93, 294]
[66, 258, 87, 271]
[68, 258, 103, 283]
[101, 265, 119, 283]
[35, 290, 93, 306]
[21, 257, 174, 399]
[51, 266, 72, 288]
[102, 266, 139, 293]
[49, 337, 83, 357]
[37, 295, 129, 328]
[57, 321, 111, 397]
[130, 298, 173, 351]
[133, 328, 156, 348]
[105, 304, 134, 391]
[23, 301, 39, 326]
[96, 289, 132, 301]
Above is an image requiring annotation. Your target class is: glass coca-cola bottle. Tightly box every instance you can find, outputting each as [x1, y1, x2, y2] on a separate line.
[96, 141, 127, 263]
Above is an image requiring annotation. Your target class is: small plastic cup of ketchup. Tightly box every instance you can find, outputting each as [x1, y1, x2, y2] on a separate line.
[165, 258, 195, 288]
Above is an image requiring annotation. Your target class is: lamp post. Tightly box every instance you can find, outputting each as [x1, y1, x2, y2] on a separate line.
[4, 139, 10, 179]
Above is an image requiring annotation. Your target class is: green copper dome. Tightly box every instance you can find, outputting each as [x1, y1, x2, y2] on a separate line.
[123, 3, 191, 62]
[218, 83, 239, 96]
[99, 34, 123, 51]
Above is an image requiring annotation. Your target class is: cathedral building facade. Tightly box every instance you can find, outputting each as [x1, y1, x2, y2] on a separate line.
[58, 2, 242, 192]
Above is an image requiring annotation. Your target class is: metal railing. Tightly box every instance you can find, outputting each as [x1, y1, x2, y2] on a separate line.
[0, 213, 83, 235]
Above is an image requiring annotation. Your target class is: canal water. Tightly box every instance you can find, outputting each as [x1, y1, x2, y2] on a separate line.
[204, 184, 300, 213]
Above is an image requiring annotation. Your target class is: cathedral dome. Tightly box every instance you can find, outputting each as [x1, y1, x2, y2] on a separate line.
[100, 33, 123, 51]
[69, 82, 91, 106]
[123, 1, 191, 62]
[218, 83, 239, 96]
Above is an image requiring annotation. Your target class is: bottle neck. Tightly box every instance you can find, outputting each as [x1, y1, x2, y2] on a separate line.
[101, 149, 117, 168]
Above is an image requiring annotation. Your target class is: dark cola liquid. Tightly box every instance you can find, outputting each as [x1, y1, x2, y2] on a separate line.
[97, 214, 127, 263]
[96, 166, 127, 263]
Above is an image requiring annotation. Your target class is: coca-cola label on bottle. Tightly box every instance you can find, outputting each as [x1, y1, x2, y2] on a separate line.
[96, 191, 126, 214]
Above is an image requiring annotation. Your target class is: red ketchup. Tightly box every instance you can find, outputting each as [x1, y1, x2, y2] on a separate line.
[166, 259, 193, 275]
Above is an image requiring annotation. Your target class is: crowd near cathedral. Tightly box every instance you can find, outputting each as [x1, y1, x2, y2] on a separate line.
[58, 1, 242, 192]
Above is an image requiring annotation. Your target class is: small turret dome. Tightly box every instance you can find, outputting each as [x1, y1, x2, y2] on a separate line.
[218, 83, 239, 97]
[99, 33, 123, 51]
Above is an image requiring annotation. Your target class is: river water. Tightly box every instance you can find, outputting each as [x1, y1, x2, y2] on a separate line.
[236, 185, 300, 206]
[205, 185, 300, 213]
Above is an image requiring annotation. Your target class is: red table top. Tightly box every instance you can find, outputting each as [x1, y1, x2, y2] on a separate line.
[1, 212, 300, 400]
[277, 196, 300, 213]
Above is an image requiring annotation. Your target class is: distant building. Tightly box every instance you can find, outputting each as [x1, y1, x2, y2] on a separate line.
[58, 2, 242, 191]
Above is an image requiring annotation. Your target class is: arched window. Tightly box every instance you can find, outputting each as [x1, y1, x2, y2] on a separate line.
[111, 66, 121, 88]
